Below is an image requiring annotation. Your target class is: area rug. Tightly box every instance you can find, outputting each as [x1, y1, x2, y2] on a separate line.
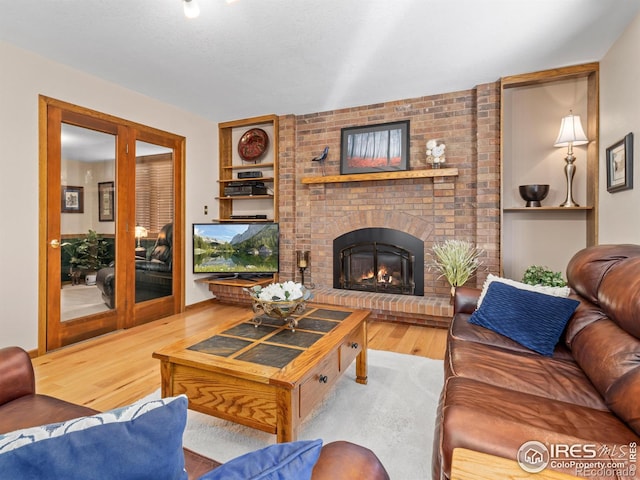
[146, 350, 444, 479]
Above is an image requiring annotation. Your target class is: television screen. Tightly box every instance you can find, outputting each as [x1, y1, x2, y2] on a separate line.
[193, 223, 279, 276]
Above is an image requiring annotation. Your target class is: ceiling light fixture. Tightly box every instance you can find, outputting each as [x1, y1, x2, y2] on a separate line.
[183, 0, 200, 19]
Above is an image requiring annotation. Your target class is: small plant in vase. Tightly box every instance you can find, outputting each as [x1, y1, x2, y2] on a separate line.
[522, 265, 567, 287]
[429, 240, 483, 299]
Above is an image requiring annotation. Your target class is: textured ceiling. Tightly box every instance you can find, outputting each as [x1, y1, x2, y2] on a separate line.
[1, 0, 640, 121]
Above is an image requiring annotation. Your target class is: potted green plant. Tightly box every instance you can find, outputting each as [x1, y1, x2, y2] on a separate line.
[521, 265, 567, 287]
[429, 239, 483, 298]
[61, 229, 111, 285]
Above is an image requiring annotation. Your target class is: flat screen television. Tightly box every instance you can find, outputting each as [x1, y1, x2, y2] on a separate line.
[193, 223, 279, 277]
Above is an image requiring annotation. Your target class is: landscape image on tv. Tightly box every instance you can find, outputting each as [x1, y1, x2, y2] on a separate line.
[193, 223, 279, 274]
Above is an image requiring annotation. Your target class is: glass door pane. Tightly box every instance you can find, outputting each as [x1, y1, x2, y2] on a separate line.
[60, 123, 116, 321]
[134, 140, 174, 303]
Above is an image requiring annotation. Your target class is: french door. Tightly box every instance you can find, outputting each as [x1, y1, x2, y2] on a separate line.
[39, 97, 184, 353]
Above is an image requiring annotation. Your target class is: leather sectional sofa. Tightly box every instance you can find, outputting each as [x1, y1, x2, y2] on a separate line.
[0, 346, 390, 479]
[433, 244, 640, 479]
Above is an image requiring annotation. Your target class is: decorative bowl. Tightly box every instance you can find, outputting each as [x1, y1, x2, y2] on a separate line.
[519, 184, 549, 207]
[245, 283, 312, 330]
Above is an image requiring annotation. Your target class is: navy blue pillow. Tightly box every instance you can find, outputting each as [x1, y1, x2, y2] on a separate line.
[469, 281, 580, 356]
[198, 439, 322, 480]
[0, 395, 188, 480]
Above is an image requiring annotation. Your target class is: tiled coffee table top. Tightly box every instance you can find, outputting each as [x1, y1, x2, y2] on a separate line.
[188, 307, 352, 368]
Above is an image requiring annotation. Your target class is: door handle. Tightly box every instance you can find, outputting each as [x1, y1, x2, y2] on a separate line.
[50, 239, 61, 249]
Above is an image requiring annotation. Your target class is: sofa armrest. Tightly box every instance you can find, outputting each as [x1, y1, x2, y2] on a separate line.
[454, 287, 481, 315]
[311, 441, 390, 480]
[0, 346, 36, 406]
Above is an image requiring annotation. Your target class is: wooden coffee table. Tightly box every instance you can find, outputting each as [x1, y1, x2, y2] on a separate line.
[152, 303, 369, 442]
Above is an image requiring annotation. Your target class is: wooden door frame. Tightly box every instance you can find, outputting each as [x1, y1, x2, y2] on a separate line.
[38, 96, 185, 354]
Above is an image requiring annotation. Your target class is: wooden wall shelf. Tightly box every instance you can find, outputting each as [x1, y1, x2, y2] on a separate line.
[503, 206, 593, 212]
[301, 168, 458, 185]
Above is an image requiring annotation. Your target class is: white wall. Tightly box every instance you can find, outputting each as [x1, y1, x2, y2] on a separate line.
[599, 13, 640, 243]
[0, 41, 218, 350]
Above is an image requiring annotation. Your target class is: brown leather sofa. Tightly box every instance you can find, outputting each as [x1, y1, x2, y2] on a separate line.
[0, 346, 390, 480]
[433, 244, 640, 479]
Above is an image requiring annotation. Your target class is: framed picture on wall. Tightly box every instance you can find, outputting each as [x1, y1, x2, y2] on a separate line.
[606, 132, 633, 193]
[98, 181, 115, 221]
[61, 186, 84, 213]
[340, 120, 410, 174]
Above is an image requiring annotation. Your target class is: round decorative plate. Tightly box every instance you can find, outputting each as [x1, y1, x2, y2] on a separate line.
[238, 128, 269, 162]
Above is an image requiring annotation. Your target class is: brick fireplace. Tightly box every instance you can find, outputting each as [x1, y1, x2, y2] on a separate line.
[283, 83, 500, 327]
[213, 83, 501, 327]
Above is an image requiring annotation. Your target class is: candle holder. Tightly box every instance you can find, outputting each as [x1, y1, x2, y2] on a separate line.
[296, 250, 310, 286]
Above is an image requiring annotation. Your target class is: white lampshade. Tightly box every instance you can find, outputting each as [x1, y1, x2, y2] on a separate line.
[554, 113, 588, 147]
[183, 0, 200, 18]
[135, 225, 148, 239]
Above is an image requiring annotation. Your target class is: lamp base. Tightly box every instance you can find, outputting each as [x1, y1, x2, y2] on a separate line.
[560, 154, 579, 208]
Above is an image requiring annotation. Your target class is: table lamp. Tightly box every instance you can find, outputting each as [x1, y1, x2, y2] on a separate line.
[135, 225, 148, 257]
[554, 111, 588, 207]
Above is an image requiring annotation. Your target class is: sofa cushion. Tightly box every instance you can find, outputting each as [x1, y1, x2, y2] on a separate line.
[446, 337, 607, 410]
[450, 312, 574, 361]
[0, 395, 188, 480]
[477, 273, 570, 307]
[469, 282, 579, 356]
[198, 439, 323, 480]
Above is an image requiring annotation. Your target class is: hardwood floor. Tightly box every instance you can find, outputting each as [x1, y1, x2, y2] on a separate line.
[32, 302, 448, 411]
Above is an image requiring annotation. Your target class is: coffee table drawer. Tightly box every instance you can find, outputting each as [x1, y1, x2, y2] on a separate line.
[340, 323, 365, 371]
[299, 350, 339, 419]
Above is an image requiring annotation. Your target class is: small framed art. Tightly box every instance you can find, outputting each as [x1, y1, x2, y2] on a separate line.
[606, 132, 633, 193]
[98, 181, 115, 221]
[61, 186, 84, 213]
[340, 120, 410, 174]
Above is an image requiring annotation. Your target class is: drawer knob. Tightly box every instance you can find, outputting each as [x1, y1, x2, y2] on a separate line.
[319, 375, 328, 384]
[350, 342, 359, 349]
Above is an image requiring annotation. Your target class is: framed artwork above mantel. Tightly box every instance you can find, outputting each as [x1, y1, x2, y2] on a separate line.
[340, 120, 410, 175]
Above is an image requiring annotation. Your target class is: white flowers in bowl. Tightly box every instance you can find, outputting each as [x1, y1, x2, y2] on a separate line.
[249, 281, 309, 303]
[426, 139, 446, 166]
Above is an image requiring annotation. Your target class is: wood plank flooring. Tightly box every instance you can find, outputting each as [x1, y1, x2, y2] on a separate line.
[32, 302, 448, 411]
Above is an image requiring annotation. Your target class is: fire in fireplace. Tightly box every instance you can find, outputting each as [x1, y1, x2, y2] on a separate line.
[333, 228, 424, 296]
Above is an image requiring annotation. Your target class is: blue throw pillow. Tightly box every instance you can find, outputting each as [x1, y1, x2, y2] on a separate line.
[0, 395, 188, 480]
[469, 281, 580, 356]
[198, 439, 323, 480]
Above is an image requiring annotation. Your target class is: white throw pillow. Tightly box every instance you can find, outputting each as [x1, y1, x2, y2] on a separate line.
[476, 273, 571, 308]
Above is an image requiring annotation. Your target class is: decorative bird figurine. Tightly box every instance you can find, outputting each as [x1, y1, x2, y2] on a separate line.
[312, 146, 329, 175]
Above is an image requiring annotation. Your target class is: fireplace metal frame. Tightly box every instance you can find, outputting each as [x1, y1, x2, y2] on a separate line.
[333, 227, 424, 296]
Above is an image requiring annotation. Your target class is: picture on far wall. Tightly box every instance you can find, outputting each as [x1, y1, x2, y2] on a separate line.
[61, 185, 84, 213]
[340, 120, 410, 174]
[98, 181, 115, 221]
[606, 132, 633, 193]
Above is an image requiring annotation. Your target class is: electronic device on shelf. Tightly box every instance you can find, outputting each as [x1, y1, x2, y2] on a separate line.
[224, 181, 267, 196]
[229, 214, 268, 219]
[237, 171, 263, 179]
[193, 223, 279, 276]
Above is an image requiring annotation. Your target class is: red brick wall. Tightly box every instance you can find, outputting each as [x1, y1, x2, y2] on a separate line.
[277, 83, 500, 298]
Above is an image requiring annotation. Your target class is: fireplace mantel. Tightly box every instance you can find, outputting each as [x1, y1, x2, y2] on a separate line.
[301, 167, 458, 185]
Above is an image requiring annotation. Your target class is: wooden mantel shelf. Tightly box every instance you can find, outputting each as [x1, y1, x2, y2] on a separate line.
[301, 168, 458, 185]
